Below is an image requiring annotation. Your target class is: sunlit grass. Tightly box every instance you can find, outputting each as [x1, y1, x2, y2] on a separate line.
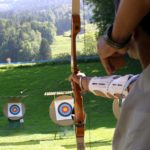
[0, 60, 141, 150]
[51, 35, 84, 58]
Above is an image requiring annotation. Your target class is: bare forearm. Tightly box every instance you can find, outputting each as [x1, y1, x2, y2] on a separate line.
[112, 0, 150, 42]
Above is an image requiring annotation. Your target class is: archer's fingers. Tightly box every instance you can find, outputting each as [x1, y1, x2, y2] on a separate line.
[68, 74, 80, 84]
[100, 57, 114, 75]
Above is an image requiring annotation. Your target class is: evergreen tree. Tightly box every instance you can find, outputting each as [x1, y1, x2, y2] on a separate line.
[39, 38, 51, 60]
[85, 0, 115, 35]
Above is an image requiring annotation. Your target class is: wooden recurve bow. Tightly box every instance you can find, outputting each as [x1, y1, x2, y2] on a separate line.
[71, 0, 85, 149]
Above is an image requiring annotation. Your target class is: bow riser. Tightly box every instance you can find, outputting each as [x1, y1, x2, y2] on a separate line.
[71, 15, 80, 74]
[71, 2, 85, 149]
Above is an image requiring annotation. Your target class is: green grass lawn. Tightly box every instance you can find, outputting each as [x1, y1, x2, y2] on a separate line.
[51, 35, 84, 58]
[0, 60, 141, 150]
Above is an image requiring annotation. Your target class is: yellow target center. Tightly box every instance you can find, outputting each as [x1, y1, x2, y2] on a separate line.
[13, 108, 17, 112]
[62, 106, 68, 112]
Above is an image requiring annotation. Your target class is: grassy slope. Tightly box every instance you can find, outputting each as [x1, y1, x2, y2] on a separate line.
[51, 35, 84, 58]
[0, 60, 141, 150]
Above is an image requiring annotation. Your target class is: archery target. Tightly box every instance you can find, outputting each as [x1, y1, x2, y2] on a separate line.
[55, 99, 73, 121]
[49, 95, 74, 126]
[8, 103, 23, 117]
[9, 104, 20, 115]
[58, 102, 72, 117]
[3, 101, 26, 120]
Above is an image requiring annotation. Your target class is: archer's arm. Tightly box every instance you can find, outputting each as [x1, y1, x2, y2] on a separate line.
[112, 0, 150, 42]
[97, 0, 150, 74]
[70, 74, 139, 99]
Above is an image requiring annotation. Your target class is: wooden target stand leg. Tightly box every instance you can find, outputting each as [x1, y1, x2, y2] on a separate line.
[54, 94, 69, 140]
[45, 91, 74, 140]
[54, 124, 74, 140]
[52, 94, 62, 140]
[54, 125, 73, 140]
[52, 94, 66, 140]
[53, 94, 63, 140]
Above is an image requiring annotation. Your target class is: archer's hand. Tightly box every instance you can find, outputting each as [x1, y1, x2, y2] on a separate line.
[97, 36, 128, 74]
[69, 72, 89, 92]
[69, 74, 80, 85]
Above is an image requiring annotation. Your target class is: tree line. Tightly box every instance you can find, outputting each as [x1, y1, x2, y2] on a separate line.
[0, 1, 113, 63]
[0, 5, 93, 63]
[0, 10, 56, 63]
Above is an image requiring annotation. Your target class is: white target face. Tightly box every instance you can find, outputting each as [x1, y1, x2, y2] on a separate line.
[58, 102, 72, 117]
[8, 103, 23, 118]
[54, 99, 74, 121]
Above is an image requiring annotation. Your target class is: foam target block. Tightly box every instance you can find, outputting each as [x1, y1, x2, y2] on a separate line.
[50, 95, 74, 126]
[8, 103, 22, 117]
[3, 102, 26, 120]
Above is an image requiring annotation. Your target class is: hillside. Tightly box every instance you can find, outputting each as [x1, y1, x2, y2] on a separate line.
[0, 0, 71, 12]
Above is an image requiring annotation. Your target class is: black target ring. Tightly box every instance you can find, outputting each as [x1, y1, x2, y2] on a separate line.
[58, 102, 73, 117]
[9, 104, 20, 115]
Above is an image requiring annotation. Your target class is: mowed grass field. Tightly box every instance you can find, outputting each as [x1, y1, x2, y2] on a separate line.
[51, 35, 84, 58]
[0, 60, 141, 150]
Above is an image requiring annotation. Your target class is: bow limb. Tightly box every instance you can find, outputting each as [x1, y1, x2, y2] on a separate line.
[71, 0, 85, 149]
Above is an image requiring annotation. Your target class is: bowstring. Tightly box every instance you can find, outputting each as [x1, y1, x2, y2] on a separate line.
[82, 0, 92, 149]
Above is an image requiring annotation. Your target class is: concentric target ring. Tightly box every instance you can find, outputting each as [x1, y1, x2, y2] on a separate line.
[9, 104, 20, 115]
[58, 102, 73, 117]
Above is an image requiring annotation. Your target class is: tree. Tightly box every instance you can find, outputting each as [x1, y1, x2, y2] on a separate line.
[39, 38, 51, 60]
[85, 0, 115, 35]
[82, 24, 97, 55]
[31, 21, 56, 44]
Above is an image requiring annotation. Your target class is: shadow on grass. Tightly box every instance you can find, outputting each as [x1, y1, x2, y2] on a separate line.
[0, 140, 40, 146]
[0, 138, 52, 146]
[0, 138, 111, 148]
[0, 136, 76, 146]
[62, 139, 112, 149]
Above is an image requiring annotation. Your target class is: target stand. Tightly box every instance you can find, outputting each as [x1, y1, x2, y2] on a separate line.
[45, 91, 74, 139]
[3, 96, 26, 129]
